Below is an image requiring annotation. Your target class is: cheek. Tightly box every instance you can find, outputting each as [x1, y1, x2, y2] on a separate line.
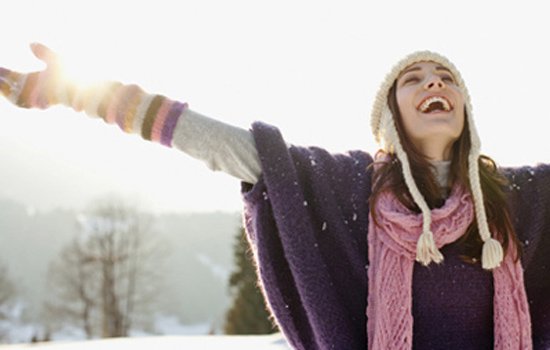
[457, 106, 466, 128]
[395, 88, 416, 116]
[395, 90, 407, 111]
[450, 107, 467, 139]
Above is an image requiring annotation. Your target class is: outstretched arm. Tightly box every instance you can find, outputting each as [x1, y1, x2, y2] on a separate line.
[0, 44, 261, 183]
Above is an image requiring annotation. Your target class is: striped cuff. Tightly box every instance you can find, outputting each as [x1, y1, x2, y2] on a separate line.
[142, 95, 188, 147]
[151, 100, 188, 146]
[75, 82, 188, 148]
[161, 101, 187, 146]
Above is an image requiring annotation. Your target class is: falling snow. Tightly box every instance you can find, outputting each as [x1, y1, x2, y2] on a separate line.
[322, 222, 327, 231]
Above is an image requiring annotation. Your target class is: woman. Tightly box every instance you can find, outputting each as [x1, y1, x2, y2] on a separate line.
[1, 44, 549, 349]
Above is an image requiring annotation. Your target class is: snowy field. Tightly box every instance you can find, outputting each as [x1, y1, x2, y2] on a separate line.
[0, 334, 291, 350]
[0, 311, 290, 349]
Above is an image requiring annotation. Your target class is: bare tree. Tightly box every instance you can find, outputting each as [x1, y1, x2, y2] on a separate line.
[45, 198, 165, 338]
[0, 262, 16, 342]
[45, 240, 98, 338]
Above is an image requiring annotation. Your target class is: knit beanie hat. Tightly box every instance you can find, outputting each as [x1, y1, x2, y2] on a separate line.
[370, 51, 503, 270]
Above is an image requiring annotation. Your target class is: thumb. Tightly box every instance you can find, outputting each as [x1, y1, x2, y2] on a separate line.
[30, 43, 58, 65]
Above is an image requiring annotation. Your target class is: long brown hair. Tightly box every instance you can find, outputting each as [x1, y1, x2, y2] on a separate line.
[369, 81, 521, 264]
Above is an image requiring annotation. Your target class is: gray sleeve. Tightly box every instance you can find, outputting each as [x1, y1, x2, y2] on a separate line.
[171, 109, 261, 184]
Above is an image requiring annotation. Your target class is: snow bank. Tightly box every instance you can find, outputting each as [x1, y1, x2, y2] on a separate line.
[0, 334, 291, 349]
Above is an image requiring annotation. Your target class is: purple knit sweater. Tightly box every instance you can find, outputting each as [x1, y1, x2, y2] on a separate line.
[241, 122, 550, 350]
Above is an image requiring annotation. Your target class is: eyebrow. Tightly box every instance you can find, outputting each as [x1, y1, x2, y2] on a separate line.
[399, 65, 452, 78]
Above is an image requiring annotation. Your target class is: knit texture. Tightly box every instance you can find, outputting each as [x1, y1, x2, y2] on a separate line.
[368, 185, 531, 349]
[72, 81, 187, 147]
[242, 122, 550, 349]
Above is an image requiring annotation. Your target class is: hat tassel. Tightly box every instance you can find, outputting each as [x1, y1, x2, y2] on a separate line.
[481, 237, 503, 269]
[416, 230, 444, 266]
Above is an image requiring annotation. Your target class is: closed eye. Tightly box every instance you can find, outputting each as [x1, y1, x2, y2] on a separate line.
[441, 74, 455, 83]
[402, 75, 420, 84]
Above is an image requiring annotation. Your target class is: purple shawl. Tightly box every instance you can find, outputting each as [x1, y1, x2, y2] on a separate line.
[241, 122, 550, 349]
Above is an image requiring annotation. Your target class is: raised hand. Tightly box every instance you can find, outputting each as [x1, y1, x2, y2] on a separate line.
[0, 43, 73, 109]
[1, 43, 190, 148]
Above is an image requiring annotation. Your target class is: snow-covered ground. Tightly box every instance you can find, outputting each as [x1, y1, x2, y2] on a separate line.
[1, 308, 291, 349]
[0, 334, 291, 349]
[0, 304, 209, 343]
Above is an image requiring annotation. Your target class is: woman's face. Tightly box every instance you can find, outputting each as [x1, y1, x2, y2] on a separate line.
[395, 61, 465, 160]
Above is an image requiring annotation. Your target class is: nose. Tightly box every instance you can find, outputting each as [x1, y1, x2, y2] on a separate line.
[423, 75, 446, 90]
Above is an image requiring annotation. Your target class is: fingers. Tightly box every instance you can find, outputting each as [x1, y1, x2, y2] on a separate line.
[30, 42, 59, 66]
[0, 67, 20, 101]
[0, 73, 30, 108]
[0, 68, 10, 92]
[1, 44, 65, 109]
[0, 69, 10, 97]
[0, 67, 44, 109]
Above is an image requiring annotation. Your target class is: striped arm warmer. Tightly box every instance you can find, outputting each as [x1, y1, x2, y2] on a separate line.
[71, 82, 189, 147]
[0, 67, 188, 148]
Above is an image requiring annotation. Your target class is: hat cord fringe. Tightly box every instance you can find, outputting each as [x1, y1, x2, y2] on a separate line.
[417, 230, 444, 266]
[482, 238, 504, 269]
[468, 153, 504, 270]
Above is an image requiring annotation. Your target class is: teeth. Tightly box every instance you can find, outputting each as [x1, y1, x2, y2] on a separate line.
[419, 96, 451, 113]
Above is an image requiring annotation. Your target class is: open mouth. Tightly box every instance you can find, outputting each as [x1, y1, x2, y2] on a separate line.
[417, 96, 453, 114]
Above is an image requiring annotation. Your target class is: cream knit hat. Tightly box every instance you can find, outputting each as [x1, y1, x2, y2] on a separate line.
[371, 51, 503, 270]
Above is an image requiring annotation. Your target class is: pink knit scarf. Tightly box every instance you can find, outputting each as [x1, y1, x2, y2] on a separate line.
[366, 185, 532, 349]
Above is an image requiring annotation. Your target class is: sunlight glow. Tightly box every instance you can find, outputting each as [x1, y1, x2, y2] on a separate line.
[2, 0, 550, 213]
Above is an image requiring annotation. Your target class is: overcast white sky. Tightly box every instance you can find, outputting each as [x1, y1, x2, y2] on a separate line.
[1, 0, 549, 213]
